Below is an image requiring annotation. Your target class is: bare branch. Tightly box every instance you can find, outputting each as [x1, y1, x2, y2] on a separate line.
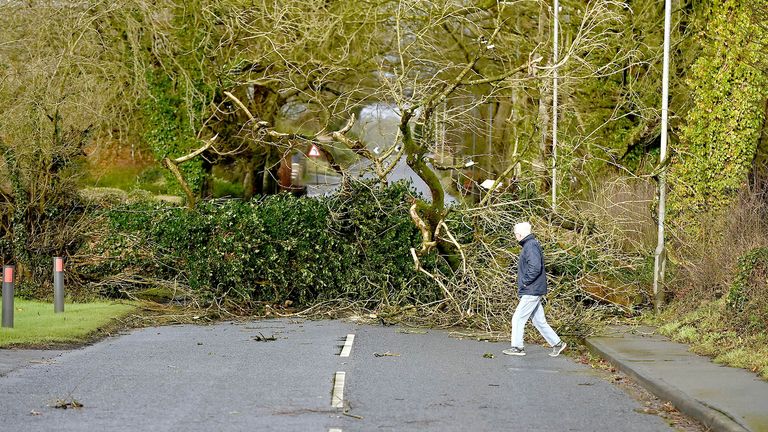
[171, 135, 219, 164]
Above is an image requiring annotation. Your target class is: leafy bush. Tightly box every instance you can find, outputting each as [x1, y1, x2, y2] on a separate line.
[660, 178, 768, 379]
[728, 247, 768, 332]
[81, 181, 439, 307]
[669, 0, 768, 237]
[212, 177, 244, 198]
[1, 132, 92, 298]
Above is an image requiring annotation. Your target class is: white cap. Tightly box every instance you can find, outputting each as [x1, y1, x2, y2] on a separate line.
[514, 222, 532, 237]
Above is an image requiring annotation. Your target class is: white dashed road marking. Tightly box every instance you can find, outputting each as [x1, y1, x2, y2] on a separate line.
[332, 371, 346, 408]
[340, 334, 355, 357]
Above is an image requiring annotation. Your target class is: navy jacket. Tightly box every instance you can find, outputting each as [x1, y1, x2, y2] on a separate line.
[517, 234, 548, 297]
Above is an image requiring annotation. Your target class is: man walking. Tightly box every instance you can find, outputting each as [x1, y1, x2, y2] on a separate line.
[503, 222, 567, 357]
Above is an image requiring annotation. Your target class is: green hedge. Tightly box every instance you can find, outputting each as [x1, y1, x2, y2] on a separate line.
[84, 181, 440, 306]
[727, 247, 768, 332]
[669, 0, 768, 236]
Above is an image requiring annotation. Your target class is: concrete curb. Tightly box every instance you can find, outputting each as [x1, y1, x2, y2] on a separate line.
[585, 337, 751, 432]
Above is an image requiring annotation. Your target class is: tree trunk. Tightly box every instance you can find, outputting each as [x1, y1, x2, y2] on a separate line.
[492, 99, 513, 175]
[278, 154, 292, 192]
[200, 157, 214, 199]
[261, 149, 280, 195]
[243, 159, 256, 199]
[401, 113, 445, 219]
[163, 158, 196, 209]
[536, 3, 552, 192]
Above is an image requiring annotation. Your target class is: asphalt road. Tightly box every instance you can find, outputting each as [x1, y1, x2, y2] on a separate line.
[0, 319, 674, 431]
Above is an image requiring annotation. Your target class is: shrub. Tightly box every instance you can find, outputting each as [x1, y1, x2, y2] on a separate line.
[668, 0, 768, 237]
[728, 247, 768, 333]
[0, 139, 91, 298]
[80, 181, 439, 307]
[659, 177, 768, 378]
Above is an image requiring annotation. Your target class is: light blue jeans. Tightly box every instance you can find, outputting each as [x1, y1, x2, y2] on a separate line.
[510, 295, 561, 348]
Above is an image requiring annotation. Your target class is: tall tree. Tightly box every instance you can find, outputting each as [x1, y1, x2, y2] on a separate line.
[668, 0, 768, 241]
[0, 1, 127, 284]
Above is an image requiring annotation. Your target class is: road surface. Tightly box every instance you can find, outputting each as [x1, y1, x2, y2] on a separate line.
[0, 319, 675, 431]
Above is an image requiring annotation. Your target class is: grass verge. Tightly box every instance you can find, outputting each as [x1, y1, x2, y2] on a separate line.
[654, 298, 768, 380]
[0, 300, 136, 348]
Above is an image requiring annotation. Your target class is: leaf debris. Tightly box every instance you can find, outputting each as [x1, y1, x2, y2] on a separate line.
[52, 399, 83, 409]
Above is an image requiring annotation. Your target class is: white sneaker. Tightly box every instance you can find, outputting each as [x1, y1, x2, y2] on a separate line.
[502, 347, 526, 356]
[549, 341, 567, 357]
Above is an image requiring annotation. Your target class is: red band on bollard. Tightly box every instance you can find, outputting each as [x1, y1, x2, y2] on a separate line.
[55, 258, 64, 273]
[3, 267, 13, 283]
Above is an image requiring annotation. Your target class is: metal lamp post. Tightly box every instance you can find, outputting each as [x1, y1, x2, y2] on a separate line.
[552, 0, 559, 212]
[653, 0, 673, 312]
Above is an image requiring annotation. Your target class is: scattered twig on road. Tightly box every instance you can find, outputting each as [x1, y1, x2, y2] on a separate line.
[448, 330, 504, 342]
[252, 332, 277, 342]
[397, 329, 427, 334]
[373, 351, 400, 357]
[342, 409, 364, 420]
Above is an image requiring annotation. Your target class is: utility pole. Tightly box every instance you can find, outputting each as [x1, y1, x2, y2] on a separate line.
[551, 0, 559, 212]
[653, 0, 673, 312]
